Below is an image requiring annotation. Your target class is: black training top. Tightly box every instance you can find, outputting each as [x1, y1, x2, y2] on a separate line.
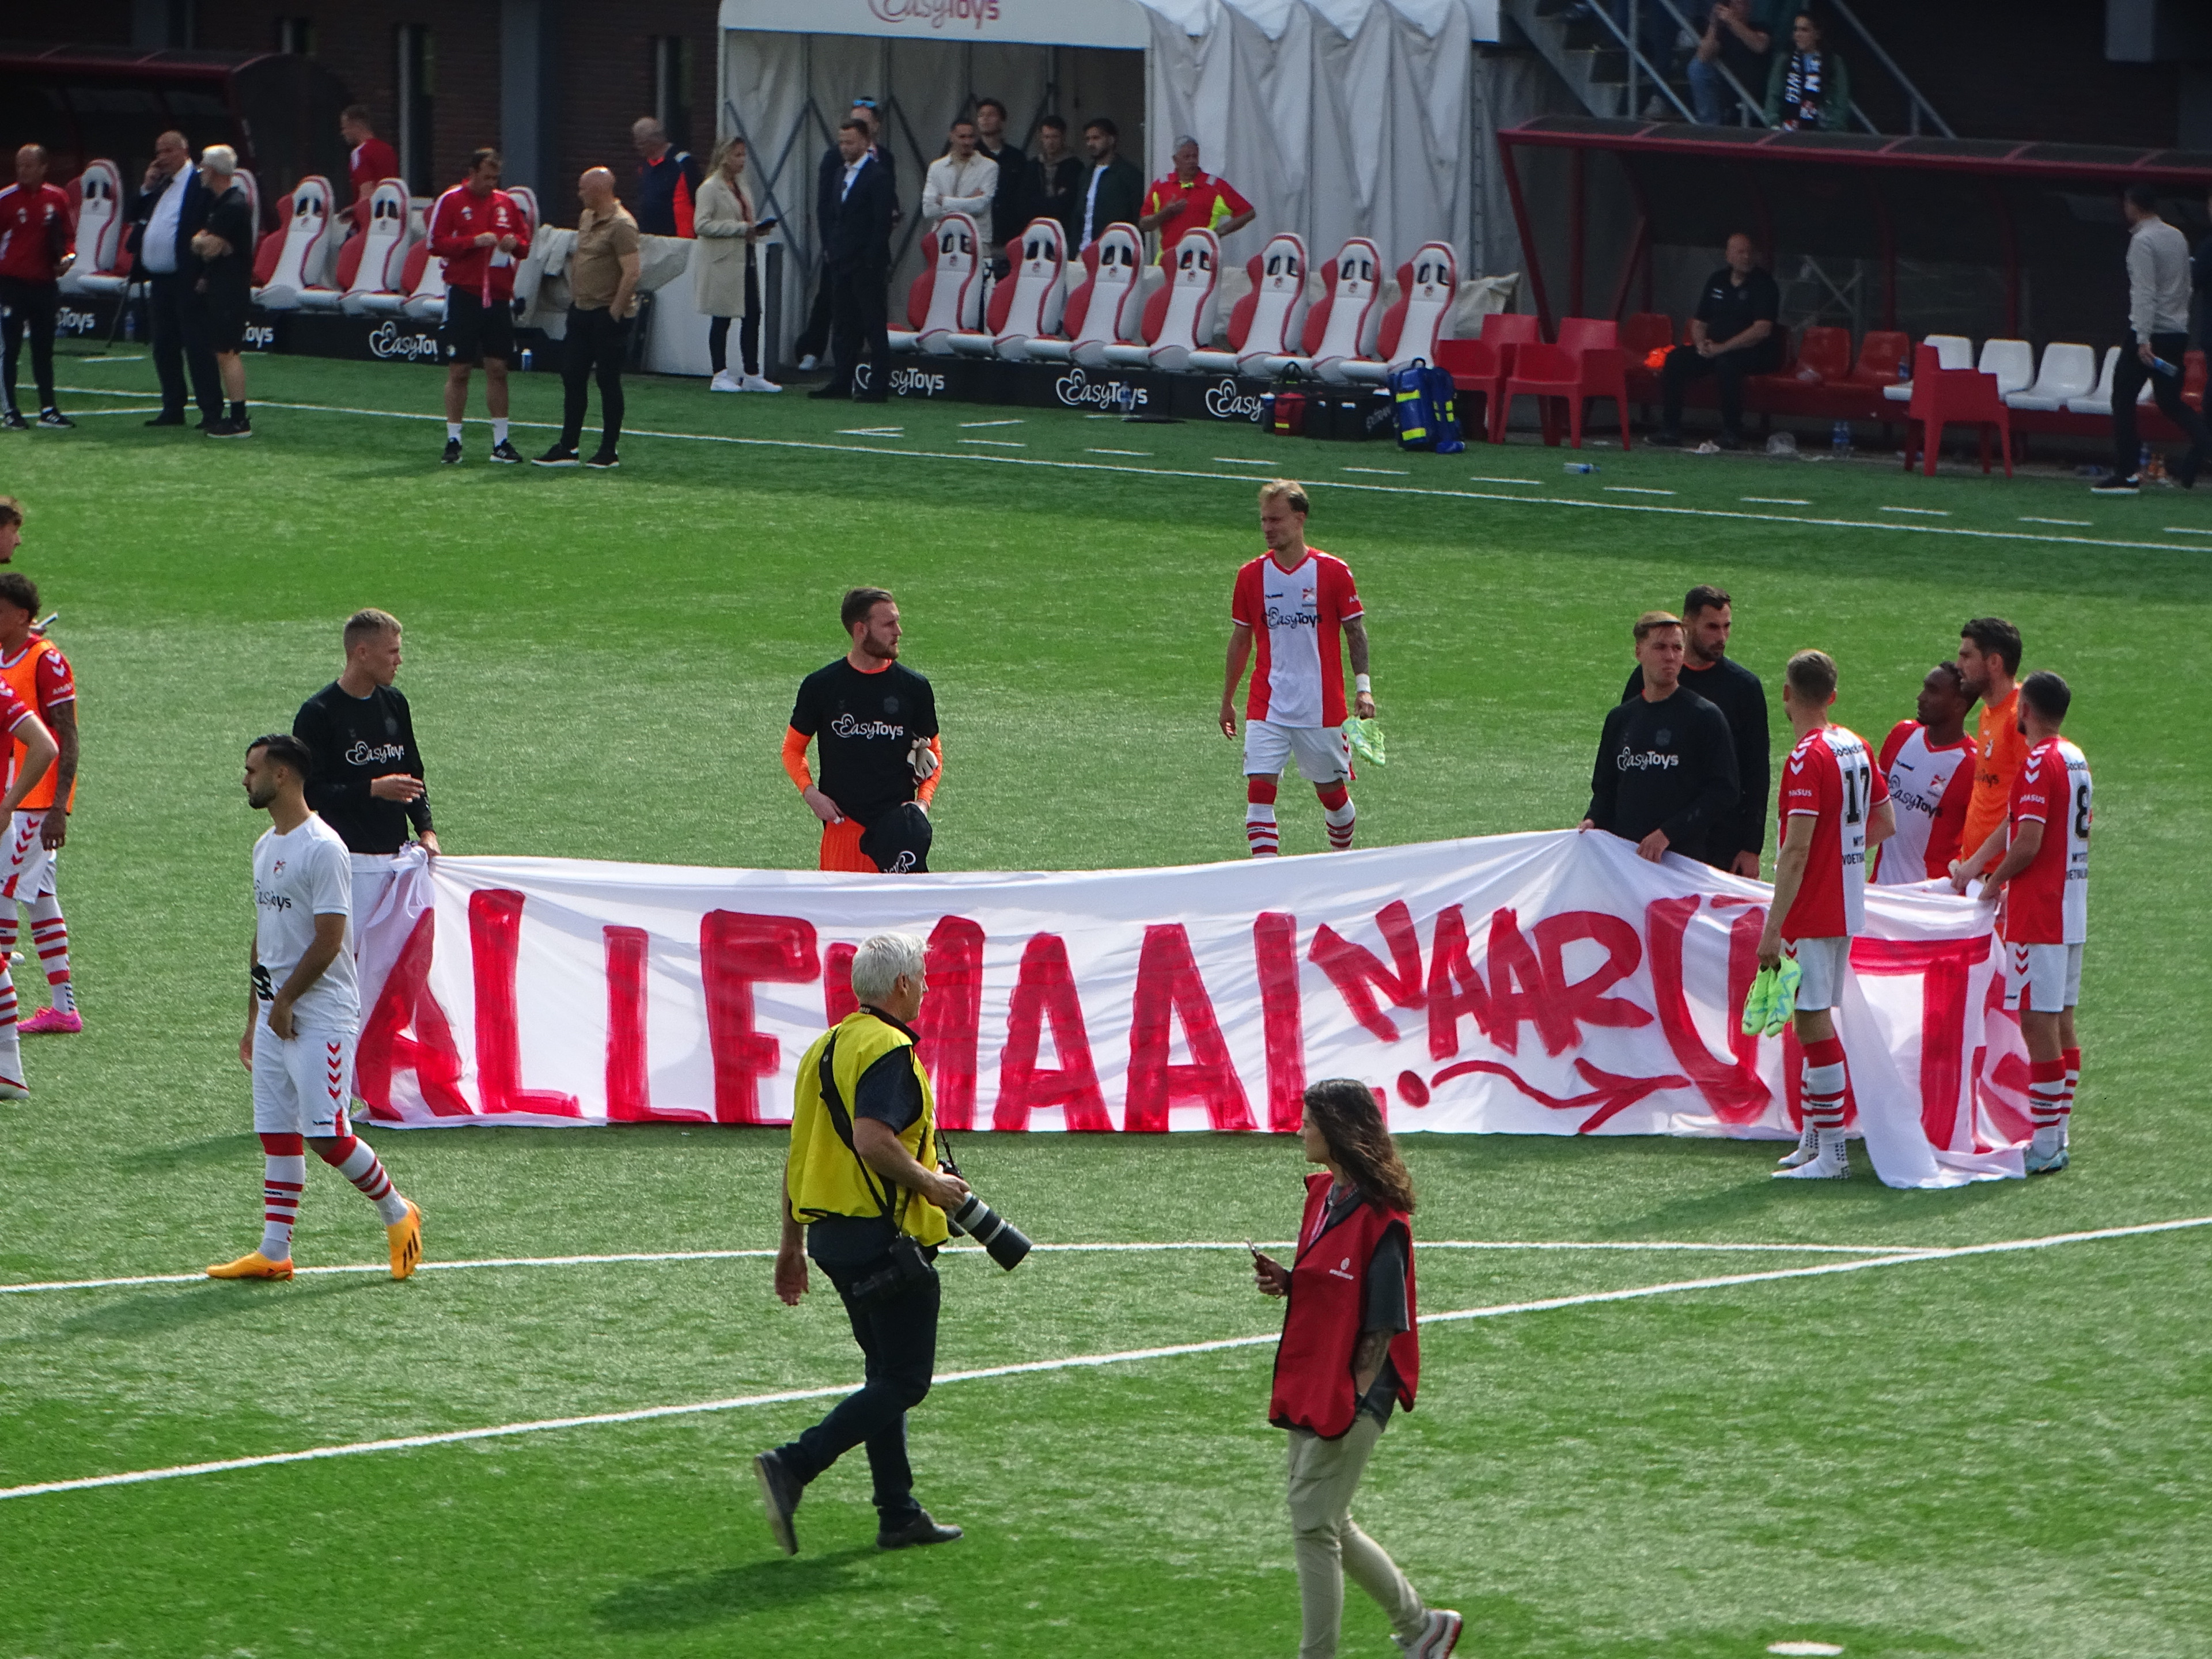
[1693, 265, 1781, 358]
[1586, 686, 1740, 853]
[293, 681, 433, 854]
[790, 658, 938, 828]
[1623, 656, 1770, 868]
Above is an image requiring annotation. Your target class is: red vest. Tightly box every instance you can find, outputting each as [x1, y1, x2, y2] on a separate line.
[1269, 1172, 1419, 1438]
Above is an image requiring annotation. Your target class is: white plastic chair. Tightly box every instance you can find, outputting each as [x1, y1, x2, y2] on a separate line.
[2006, 342, 2096, 411]
[1976, 339, 2034, 397]
[2065, 347, 2153, 415]
[1883, 333, 1972, 401]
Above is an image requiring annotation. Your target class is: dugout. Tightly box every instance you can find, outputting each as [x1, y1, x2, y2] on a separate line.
[718, 0, 1527, 372]
[1497, 117, 2212, 350]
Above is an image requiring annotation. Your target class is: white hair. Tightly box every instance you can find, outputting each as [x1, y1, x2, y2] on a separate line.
[1174, 135, 1200, 151]
[850, 932, 926, 1005]
[200, 144, 237, 176]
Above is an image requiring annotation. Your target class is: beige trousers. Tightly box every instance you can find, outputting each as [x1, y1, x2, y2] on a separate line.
[1286, 1415, 1426, 1658]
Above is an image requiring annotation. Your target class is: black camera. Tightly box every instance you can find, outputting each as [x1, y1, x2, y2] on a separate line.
[946, 1192, 1032, 1271]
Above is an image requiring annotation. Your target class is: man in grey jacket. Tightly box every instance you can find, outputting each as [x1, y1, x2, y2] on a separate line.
[2094, 185, 2210, 495]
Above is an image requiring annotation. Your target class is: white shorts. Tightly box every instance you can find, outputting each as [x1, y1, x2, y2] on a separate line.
[251, 1016, 358, 1137]
[2009, 941, 2082, 1014]
[1785, 935, 1851, 1013]
[2, 809, 57, 902]
[1243, 720, 1350, 785]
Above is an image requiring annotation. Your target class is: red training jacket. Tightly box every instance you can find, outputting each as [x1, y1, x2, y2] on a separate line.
[0, 183, 72, 283]
[1269, 1171, 1419, 1438]
[426, 183, 532, 302]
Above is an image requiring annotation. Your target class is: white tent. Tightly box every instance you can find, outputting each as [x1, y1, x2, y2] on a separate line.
[717, 0, 1543, 368]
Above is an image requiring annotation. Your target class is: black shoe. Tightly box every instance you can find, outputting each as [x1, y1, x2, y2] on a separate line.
[585, 448, 619, 469]
[806, 382, 850, 400]
[441, 438, 463, 465]
[0, 410, 26, 432]
[203, 418, 234, 438]
[36, 409, 73, 430]
[533, 444, 579, 468]
[2088, 472, 2139, 495]
[1716, 430, 1744, 451]
[2170, 452, 2200, 490]
[1648, 427, 1682, 446]
[753, 1451, 801, 1556]
[211, 416, 251, 438]
[195, 414, 219, 431]
[876, 1509, 963, 1551]
[853, 387, 891, 404]
[143, 412, 186, 427]
[488, 440, 523, 464]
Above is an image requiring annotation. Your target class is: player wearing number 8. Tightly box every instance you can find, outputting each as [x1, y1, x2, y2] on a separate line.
[1760, 650, 1893, 1180]
[1956, 672, 2089, 1174]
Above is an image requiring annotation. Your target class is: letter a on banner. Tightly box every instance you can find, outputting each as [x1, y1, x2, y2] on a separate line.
[995, 931, 1111, 1131]
[1124, 923, 1256, 1132]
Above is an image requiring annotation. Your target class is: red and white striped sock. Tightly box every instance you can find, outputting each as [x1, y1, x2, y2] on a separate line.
[2061, 1045, 2081, 1123]
[29, 894, 71, 1015]
[258, 1132, 305, 1260]
[1801, 1036, 1848, 1138]
[318, 1135, 410, 1225]
[1317, 782, 1356, 850]
[2028, 1057, 2067, 1135]
[1245, 777, 1279, 857]
[0, 960, 20, 1085]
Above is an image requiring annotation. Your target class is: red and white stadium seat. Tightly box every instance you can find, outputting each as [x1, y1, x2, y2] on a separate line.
[1188, 233, 1310, 377]
[1357, 241, 1463, 381]
[58, 160, 128, 295]
[252, 176, 338, 310]
[1281, 238, 1383, 383]
[987, 218, 1070, 361]
[1046, 224, 1148, 368]
[1108, 228, 1222, 371]
[337, 180, 416, 315]
[889, 213, 986, 357]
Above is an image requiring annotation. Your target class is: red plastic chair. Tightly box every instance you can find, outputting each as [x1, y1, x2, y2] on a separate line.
[1434, 338, 1509, 442]
[1555, 317, 1633, 450]
[1622, 312, 1674, 364]
[1495, 329, 1633, 449]
[1480, 312, 1542, 350]
[1843, 329, 1910, 390]
[1901, 344, 2014, 477]
[1793, 325, 1851, 382]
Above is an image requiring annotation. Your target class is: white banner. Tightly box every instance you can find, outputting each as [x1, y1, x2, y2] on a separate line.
[718, 0, 1151, 48]
[357, 831, 2032, 1186]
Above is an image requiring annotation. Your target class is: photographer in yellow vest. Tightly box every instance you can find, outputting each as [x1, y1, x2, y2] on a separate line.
[755, 931, 970, 1555]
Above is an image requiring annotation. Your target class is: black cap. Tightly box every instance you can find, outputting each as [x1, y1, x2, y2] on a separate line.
[859, 802, 933, 874]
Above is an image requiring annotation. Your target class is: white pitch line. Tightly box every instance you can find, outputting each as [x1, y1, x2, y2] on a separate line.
[208, 396, 2212, 555]
[1343, 466, 1409, 476]
[1744, 495, 1811, 505]
[2021, 516, 2090, 527]
[959, 438, 1026, 448]
[1468, 475, 1541, 486]
[52, 384, 160, 397]
[2162, 525, 2212, 536]
[1604, 486, 1674, 495]
[1879, 505, 1949, 516]
[1086, 447, 1149, 456]
[834, 426, 903, 438]
[959, 418, 1024, 428]
[7, 1214, 2204, 1503]
[0, 1238, 1919, 1297]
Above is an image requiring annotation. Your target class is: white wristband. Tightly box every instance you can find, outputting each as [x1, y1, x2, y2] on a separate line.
[1354, 674, 1372, 694]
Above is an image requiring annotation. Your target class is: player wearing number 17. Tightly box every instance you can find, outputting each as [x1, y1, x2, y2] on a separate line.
[1220, 479, 1374, 857]
[1953, 672, 2089, 1175]
[1760, 650, 1893, 1180]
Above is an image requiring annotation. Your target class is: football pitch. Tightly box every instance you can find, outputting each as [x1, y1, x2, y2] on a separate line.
[2, 351, 2209, 1658]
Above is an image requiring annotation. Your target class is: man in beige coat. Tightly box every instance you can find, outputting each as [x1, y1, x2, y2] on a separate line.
[694, 137, 779, 393]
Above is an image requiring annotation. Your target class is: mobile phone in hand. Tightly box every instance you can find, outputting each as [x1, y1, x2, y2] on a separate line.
[753, 216, 781, 233]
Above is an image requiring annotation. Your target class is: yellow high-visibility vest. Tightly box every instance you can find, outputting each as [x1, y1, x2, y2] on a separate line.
[785, 1009, 949, 1248]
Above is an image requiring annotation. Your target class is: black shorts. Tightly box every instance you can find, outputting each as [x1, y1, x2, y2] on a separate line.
[441, 287, 514, 366]
[202, 304, 248, 353]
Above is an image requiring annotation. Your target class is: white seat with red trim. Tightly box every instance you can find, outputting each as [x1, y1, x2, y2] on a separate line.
[252, 176, 338, 310]
[1103, 228, 1222, 371]
[1188, 232, 1308, 376]
[1062, 224, 1149, 368]
[398, 238, 448, 319]
[1275, 237, 1384, 382]
[888, 213, 986, 356]
[987, 218, 1070, 361]
[338, 180, 416, 314]
[58, 160, 127, 295]
[1326, 241, 1463, 384]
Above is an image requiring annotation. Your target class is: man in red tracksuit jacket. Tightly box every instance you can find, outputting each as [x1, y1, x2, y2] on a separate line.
[426, 147, 532, 465]
[0, 143, 76, 431]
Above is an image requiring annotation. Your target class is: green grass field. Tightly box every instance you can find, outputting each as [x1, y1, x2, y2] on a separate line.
[2, 349, 2209, 1659]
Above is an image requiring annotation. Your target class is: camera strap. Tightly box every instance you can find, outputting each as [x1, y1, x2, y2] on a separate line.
[816, 1032, 903, 1227]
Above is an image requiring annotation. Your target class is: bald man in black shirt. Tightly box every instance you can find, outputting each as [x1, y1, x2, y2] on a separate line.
[1582, 610, 1739, 861]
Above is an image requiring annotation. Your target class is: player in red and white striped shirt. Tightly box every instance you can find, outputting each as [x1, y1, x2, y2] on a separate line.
[1873, 662, 1975, 885]
[1760, 650, 1893, 1180]
[1219, 480, 1374, 857]
[1964, 671, 2090, 1173]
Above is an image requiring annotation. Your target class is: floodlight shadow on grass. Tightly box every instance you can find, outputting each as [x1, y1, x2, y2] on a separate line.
[594, 1546, 880, 1631]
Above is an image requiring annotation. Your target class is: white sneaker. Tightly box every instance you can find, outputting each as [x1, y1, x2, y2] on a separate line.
[1395, 1608, 1463, 1658]
[1776, 1123, 1819, 1168]
[797, 353, 820, 372]
[1774, 1128, 1849, 1180]
[709, 369, 744, 392]
[741, 374, 783, 393]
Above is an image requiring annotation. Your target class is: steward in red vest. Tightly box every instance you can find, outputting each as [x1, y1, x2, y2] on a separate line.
[1269, 1168, 1420, 1437]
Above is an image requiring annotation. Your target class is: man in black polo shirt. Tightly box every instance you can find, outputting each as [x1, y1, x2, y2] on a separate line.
[1622, 583, 1770, 876]
[783, 586, 943, 872]
[1582, 610, 1739, 862]
[1654, 233, 1780, 450]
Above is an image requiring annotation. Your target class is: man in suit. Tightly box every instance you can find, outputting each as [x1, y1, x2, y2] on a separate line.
[128, 129, 222, 429]
[811, 119, 895, 404]
[797, 102, 898, 372]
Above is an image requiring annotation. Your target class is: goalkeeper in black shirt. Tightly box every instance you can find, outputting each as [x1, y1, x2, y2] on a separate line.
[782, 588, 944, 873]
[1581, 611, 1739, 862]
[1622, 582, 1769, 875]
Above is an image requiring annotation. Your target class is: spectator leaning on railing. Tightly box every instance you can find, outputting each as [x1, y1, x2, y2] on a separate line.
[1764, 11, 1851, 131]
[1690, 0, 1774, 125]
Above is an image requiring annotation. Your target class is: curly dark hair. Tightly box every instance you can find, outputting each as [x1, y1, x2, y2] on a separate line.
[1302, 1078, 1415, 1213]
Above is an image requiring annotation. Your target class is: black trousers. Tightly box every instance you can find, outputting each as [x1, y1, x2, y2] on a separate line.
[1661, 343, 1770, 435]
[827, 261, 890, 394]
[2113, 329, 2211, 478]
[707, 262, 763, 375]
[146, 273, 221, 420]
[559, 305, 628, 450]
[774, 1250, 937, 1521]
[0, 277, 59, 411]
[795, 267, 835, 362]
